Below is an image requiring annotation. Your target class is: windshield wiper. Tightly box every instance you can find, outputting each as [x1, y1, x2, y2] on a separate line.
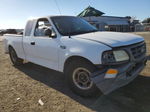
[88, 29, 99, 33]
[65, 29, 99, 36]
[77, 30, 99, 35]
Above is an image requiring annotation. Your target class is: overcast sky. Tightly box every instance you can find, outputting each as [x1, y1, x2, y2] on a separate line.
[0, 0, 149, 29]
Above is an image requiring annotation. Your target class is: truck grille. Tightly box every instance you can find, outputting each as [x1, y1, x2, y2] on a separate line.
[130, 42, 146, 59]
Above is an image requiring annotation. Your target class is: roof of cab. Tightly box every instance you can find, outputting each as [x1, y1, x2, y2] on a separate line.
[27, 15, 76, 21]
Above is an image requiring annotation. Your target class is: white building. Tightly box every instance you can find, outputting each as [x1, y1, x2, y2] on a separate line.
[78, 6, 131, 32]
[82, 16, 130, 32]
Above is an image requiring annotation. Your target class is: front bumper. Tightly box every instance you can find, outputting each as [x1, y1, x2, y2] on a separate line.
[91, 57, 147, 95]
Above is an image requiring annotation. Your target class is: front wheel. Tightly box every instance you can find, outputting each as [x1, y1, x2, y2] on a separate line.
[65, 59, 100, 97]
[9, 47, 23, 66]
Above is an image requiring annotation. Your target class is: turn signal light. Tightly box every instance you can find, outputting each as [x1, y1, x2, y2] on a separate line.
[106, 69, 118, 74]
[104, 69, 118, 79]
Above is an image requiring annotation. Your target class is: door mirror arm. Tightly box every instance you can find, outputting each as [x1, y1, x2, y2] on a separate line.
[44, 29, 56, 38]
[50, 34, 57, 38]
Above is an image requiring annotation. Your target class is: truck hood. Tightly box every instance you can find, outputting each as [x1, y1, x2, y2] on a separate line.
[72, 32, 144, 47]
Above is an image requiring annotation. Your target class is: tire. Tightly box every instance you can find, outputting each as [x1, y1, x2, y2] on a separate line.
[9, 47, 23, 66]
[65, 59, 100, 97]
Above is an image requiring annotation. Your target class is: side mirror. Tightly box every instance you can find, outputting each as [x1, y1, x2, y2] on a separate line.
[44, 29, 52, 37]
[44, 29, 56, 38]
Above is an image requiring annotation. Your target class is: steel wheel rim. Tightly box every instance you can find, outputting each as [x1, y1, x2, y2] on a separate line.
[10, 49, 17, 63]
[72, 67, 93, 90]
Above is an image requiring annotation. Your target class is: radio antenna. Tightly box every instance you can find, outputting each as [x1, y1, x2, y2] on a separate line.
[88, 0, 91, 6]
[54, 0, 61, 15]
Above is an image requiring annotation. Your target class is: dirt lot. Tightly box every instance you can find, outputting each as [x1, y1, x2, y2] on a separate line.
[0, 32, 150, 112]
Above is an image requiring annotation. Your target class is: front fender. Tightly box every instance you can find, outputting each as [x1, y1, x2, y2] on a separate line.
[58, 37, 111, 72]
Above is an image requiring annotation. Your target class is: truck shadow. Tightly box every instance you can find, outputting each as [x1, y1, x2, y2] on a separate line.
[16, 62, 150, 112]
[147, 55, 150, 60]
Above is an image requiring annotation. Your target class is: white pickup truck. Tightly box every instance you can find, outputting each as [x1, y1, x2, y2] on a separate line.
[3, 16, 147, 97]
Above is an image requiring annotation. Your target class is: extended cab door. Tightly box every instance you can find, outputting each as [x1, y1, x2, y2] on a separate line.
[23, 18, 59, 71]
[23, 20, 37, 61]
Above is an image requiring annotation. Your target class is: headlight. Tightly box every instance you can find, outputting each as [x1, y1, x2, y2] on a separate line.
[102, 50, 129, 64]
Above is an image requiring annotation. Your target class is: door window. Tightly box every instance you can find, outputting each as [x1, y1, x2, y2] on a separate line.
[34, 18, 52, 37]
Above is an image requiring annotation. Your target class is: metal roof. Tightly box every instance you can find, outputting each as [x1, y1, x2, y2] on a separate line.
[77, 6, 105, 17]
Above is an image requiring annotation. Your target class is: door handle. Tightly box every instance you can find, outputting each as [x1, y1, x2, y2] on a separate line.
[30, 42, 35, 45]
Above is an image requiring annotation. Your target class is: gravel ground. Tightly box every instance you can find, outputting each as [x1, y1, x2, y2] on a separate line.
[0, 32, 150, 112]
[0, 36, 3, 41]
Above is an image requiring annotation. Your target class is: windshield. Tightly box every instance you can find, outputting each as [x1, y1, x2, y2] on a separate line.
[51, 16, 98, 36]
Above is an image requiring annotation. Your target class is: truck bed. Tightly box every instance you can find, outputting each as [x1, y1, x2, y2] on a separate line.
[3, 34, 24, 59]
[4, 34, 23, 37]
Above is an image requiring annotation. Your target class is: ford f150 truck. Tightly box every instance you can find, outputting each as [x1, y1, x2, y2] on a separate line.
[3, 16, 147, 97]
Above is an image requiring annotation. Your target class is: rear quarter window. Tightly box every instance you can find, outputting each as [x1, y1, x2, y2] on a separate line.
[25, 20, 34, 36]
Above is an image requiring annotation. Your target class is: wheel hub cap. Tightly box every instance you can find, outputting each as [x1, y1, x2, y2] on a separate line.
[73, 68, 93, 90]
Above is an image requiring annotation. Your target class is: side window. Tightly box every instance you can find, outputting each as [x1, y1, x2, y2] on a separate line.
[25, 20, 34, 36]
[34, 18, 52, 37]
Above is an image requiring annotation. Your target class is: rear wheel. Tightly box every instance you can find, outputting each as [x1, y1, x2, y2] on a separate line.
[65, 59, 100, 97]
[9, 47, 23, 66]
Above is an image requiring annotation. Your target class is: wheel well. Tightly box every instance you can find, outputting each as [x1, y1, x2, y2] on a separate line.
[8, 45, 13, 51]
[63, 56, 94, 73]
[8, 45, 13, 52]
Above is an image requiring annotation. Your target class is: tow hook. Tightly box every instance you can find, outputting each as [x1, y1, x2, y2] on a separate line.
[126, 64, 136, 77]
[126, 72, 132, 77]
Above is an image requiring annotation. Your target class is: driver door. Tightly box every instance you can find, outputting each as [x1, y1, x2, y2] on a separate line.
[29, 18, 59, 70]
